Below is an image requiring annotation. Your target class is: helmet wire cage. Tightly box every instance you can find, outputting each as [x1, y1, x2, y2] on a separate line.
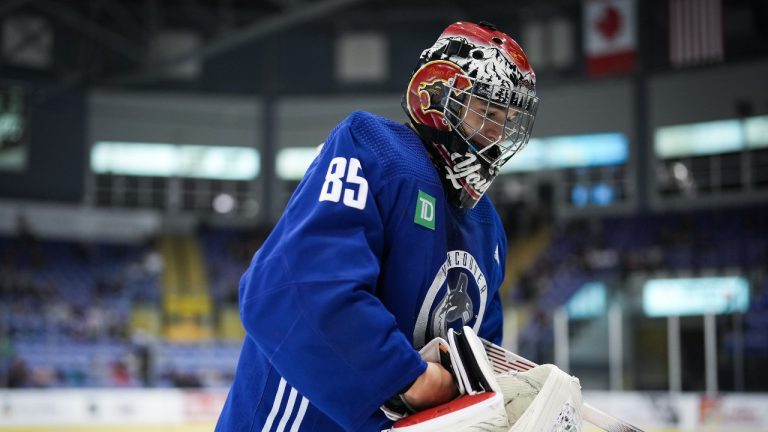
[444, 74, 539, 172]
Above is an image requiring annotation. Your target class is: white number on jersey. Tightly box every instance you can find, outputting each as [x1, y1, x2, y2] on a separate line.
[318, 157, 368, 210]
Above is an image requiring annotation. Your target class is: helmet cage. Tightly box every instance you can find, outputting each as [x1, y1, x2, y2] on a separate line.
[444, 73, 539, 172]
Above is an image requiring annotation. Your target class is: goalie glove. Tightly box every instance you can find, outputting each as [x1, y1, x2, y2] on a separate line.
[386, 327, 509, 432]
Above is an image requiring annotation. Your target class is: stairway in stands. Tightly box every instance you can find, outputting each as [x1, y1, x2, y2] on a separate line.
[502, 226, 552, 296]
[159, 235, 215, 342]
[501, 226, 552, 343]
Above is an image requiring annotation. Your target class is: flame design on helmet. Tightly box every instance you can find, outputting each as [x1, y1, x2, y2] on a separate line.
[405, 60, 471, 130]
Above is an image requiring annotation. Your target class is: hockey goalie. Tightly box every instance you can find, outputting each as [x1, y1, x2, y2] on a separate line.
[381, 326, 582, 432]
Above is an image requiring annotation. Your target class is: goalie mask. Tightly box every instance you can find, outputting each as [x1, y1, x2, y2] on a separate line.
[403, 21, 539, 209]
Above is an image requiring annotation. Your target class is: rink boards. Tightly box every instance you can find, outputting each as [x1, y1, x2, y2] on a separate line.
[1, 389, 768, 431]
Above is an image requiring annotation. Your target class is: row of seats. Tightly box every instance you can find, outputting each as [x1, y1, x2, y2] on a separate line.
[514, 204, 768, 364]
[5, 340, 242, 388]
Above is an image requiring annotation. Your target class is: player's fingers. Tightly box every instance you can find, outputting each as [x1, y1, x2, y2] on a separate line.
[403, 362, 459, 410]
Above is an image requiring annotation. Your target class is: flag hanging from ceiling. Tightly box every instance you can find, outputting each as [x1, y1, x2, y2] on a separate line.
[669, 0, 723, 68]
[583, 0, 637, 77]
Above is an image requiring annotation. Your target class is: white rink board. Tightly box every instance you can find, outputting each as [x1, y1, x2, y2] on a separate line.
[584, 391, 768, 431]
[1, 389, 767, 431]
[0, 389, 224, 426]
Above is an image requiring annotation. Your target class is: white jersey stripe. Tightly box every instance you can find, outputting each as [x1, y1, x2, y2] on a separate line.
[261, 378, 287, 432]
[289, 396, 309, 432]
[275, 387, 298, 432]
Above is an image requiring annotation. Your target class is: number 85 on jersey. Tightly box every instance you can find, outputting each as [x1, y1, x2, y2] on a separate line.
[318, 157, 369, 210]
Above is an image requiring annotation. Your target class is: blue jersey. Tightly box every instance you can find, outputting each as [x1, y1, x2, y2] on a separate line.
[216, 111, 508, 432]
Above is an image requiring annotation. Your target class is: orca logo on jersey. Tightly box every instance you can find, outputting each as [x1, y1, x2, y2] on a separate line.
[413, 250, 489, 348]
[431, 273, 473, 336]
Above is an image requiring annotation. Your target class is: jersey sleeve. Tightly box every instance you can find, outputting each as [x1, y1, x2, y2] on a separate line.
[238, 115, 426, 430]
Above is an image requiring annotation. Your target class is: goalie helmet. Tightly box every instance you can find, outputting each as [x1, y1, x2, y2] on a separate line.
[403, 21, 539, 209]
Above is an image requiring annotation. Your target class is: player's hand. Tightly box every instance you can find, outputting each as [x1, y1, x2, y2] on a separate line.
[402, 361, 459, 411]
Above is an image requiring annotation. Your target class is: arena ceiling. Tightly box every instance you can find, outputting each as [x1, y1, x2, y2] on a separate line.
[0, 0, 577, 91]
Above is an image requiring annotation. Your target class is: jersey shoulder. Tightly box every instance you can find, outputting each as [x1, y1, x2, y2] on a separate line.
[469, 194, 504, 226]
[340, 110, 440, 186]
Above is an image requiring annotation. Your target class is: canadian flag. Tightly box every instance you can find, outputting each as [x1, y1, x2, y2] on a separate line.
[583, 0, 637, 77]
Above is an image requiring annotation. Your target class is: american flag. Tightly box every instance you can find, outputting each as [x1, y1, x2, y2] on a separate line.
[669, 0, 724, 68]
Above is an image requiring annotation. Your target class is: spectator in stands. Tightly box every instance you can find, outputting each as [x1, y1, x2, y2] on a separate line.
[7, 355, 30, 388]
[518, 309, 554, 364]
[110, 360, 133, 386]
[16, 215, 44, 268]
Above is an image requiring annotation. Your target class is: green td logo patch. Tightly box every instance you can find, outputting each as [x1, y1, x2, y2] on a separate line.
[414, 190, 436, 230]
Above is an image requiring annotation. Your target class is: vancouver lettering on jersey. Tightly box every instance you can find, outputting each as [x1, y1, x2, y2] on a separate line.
[437, 250, 487, 294]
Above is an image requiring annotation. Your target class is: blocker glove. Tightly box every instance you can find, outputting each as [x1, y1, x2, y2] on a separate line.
[383, 327, 584, 432]
[384, 327, 509, 432]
